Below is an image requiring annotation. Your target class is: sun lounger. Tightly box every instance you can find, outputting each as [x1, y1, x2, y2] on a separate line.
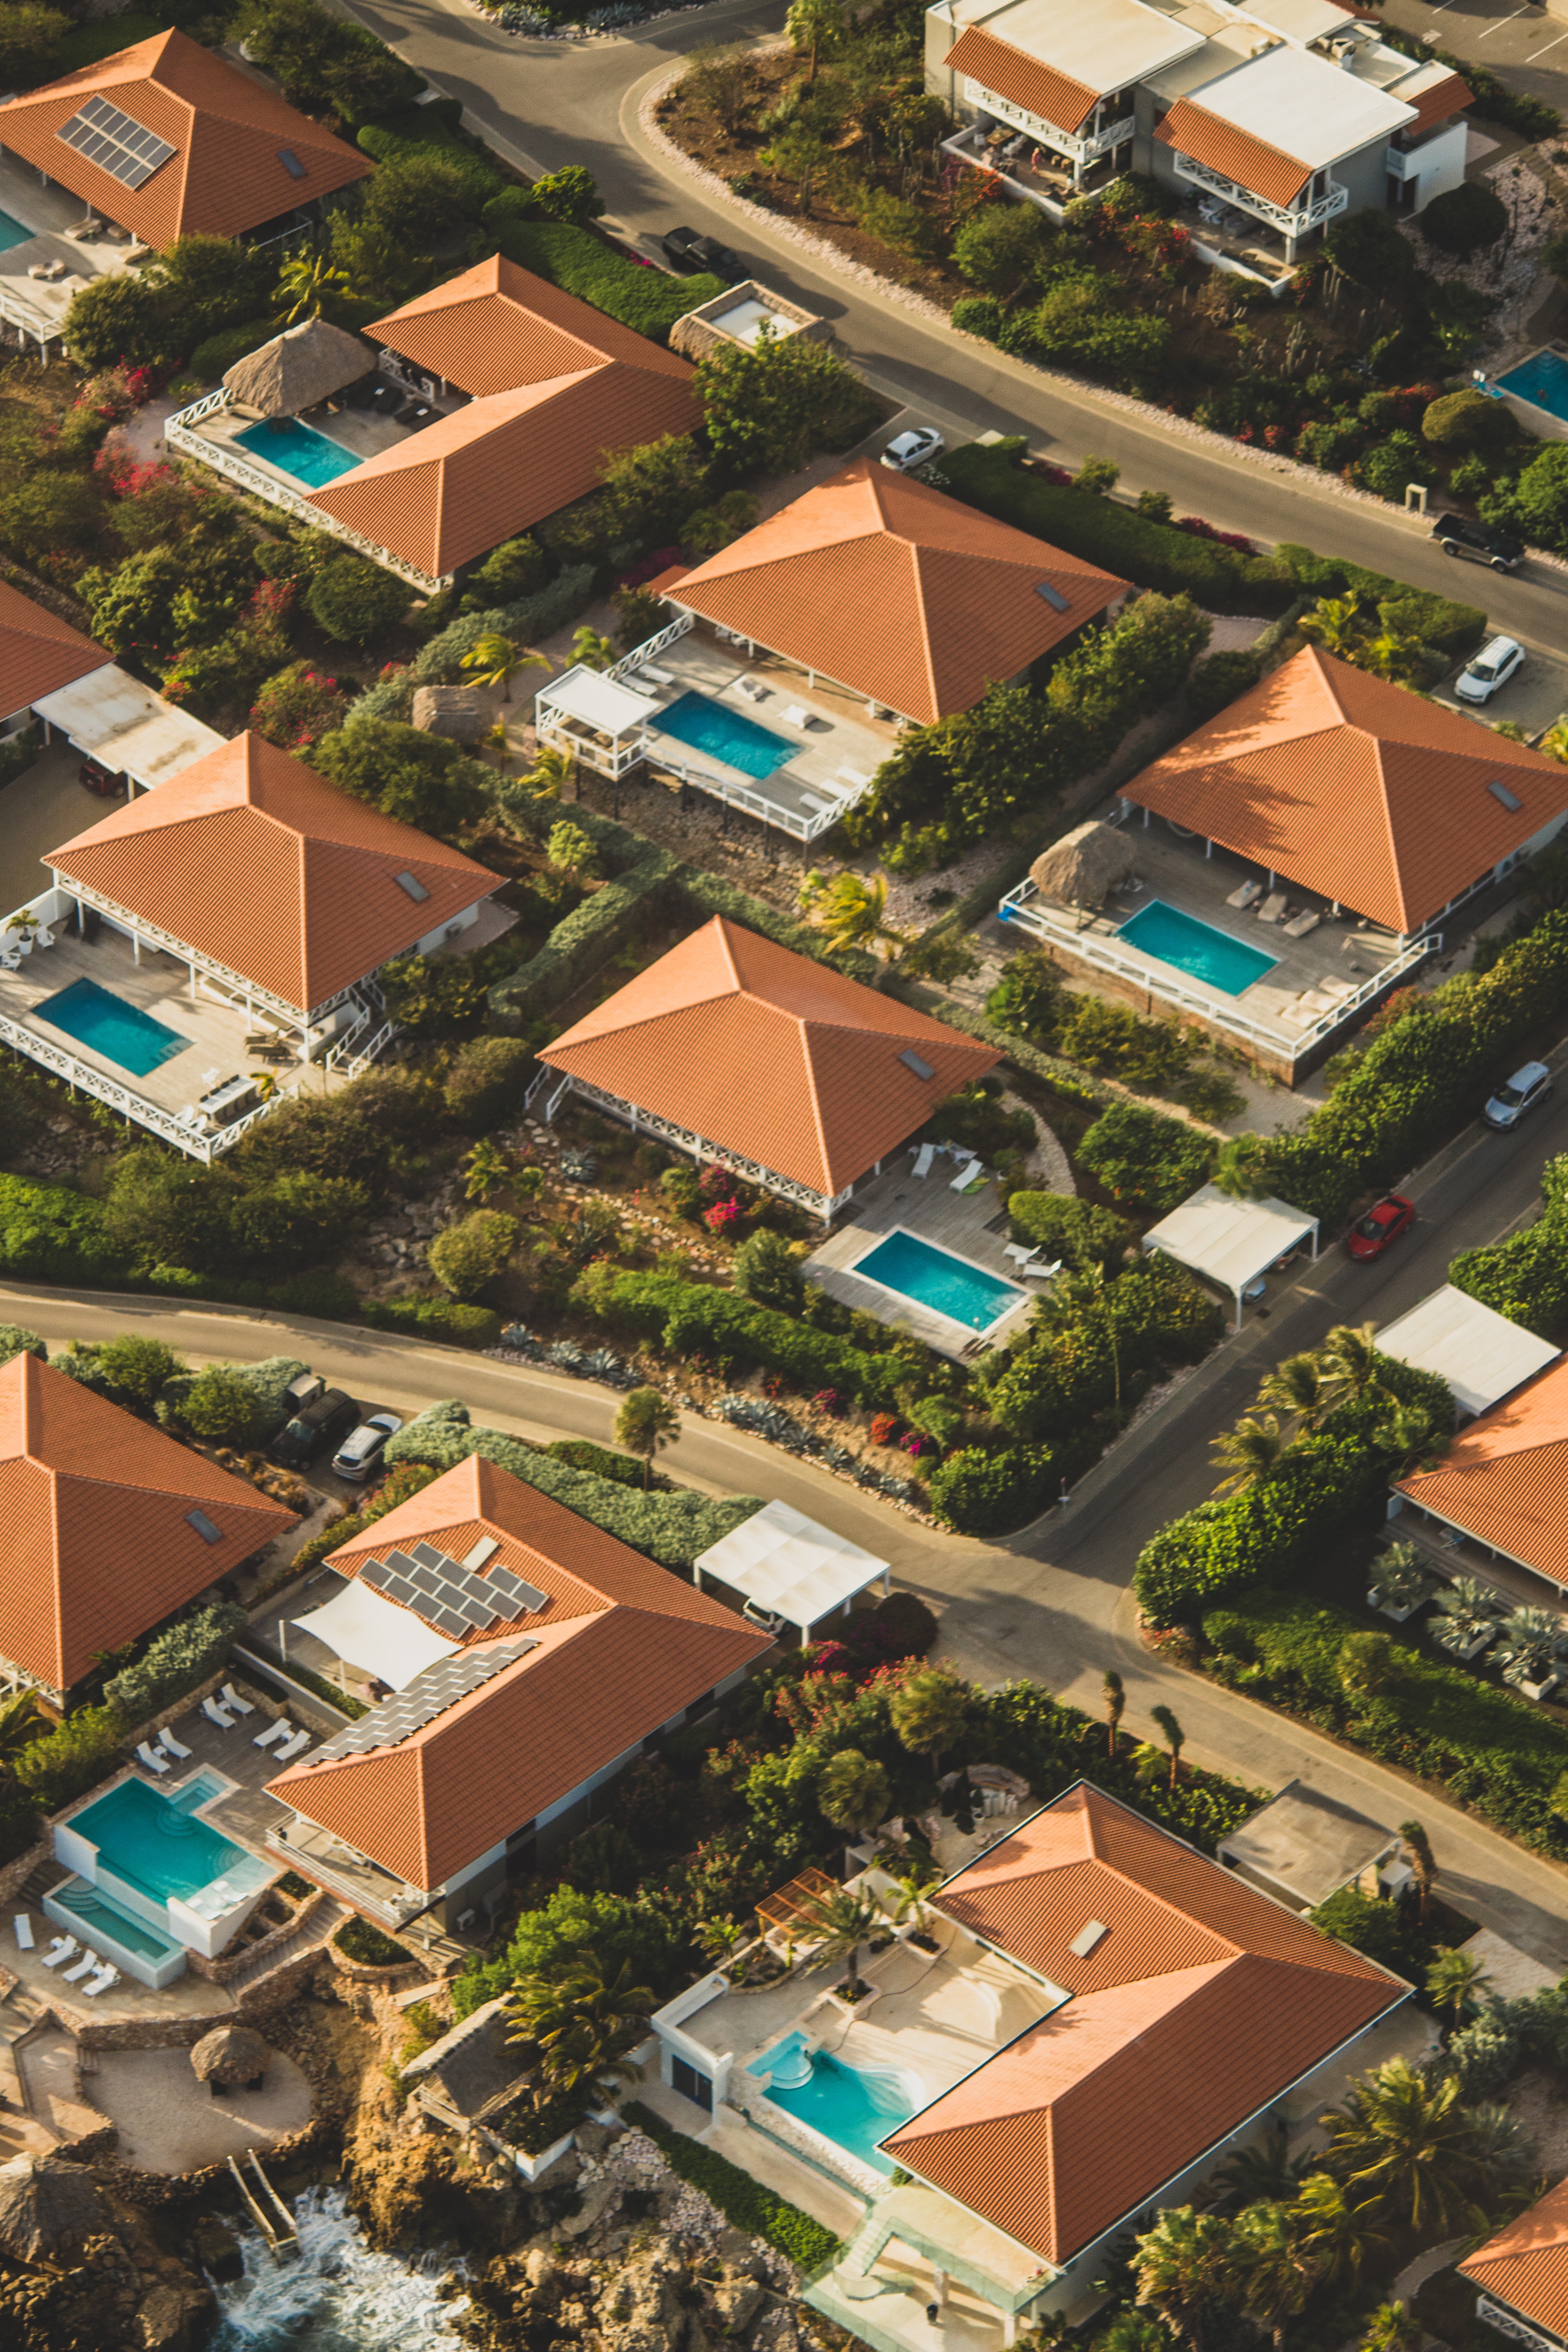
[41, 1936, 77, 1969]
[253, 1717, 291, 1749]
[1282, 909, 1321, 939]
[14, 1915, 32, 1951]
[1297, 990, 1337, 1016]
[158, 1727, 191, 1759]
[275, 1729, 312, 1762]
[736, 676, 767, 702]
[83, 1964, 120, 1997]
[909, 1142, 936, 1178]
[1318, 975, 1356, 1000]
[1256, 893, 1288, 925]
[1004, 1243, 1041, 1266]
[836, 765, 873, 788]
[219, 1683, 254, 1716]
[1226, 880, 1263, 910]
[951, 1162, 988, 1193]
[636, 661, 675, 687]
[63, 1947, 98, 1983]
[136, 1740, 169, 1775]
[202, 1696, 234, 1730]
[783, 705, 813, 730]
[1024, 1258, 1063, 1280]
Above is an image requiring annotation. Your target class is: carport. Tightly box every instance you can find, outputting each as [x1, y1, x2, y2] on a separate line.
[1142, 1182, 1318, 1330]
[692, 1499, 890, 1640]
[1375, 1284, 1560, 1420]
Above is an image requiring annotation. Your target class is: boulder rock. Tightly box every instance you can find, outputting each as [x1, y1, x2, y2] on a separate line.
[411, 685, 487, 743]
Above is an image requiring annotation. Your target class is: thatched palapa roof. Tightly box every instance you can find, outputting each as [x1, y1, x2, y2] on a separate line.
[0, 2156, 107, 2263]
[1030, 821, 1137, 908]
[191, 2023, 274, 2087]
[223, 317, 372, 417]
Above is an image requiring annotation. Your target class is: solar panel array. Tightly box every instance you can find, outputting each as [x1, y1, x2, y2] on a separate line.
[358, 1538, 547, 1638]
[306, 1640, 535, 1762]
[58, 96, 175, 189]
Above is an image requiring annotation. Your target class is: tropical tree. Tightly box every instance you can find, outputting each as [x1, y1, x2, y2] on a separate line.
[818, 1748, 892, 1838]
[1360, 2304, 1423, 2352]
[0, 1686, 46, 1782]
[462, 1138, 514, 1201]
[614, 1385, 681, 1489]
[503, 1954, 653, 2108]
[1133, 2207, 1237, 2352]
[890, 1868, 938, 1939]
[1103, 1668, 1126, 1760]
[889, 1668, 968, 1778]
[797, 1885, 884, 1998]
[695, 1913, 747, 1966]
[1320, 2057, 1486, 2234]
[1377, 1401, 1450, 1479]
[1426, 1946, 1492, 2036]
[1354, 628, 1428, 687]
[1298, 596, 1367, 660]
[545, 820, 598, 879]
[1542, 720, 1568, 768]
[1292, 2169, 1389, 2285]
[1233, 2201, 1322, 2352]
[459, 632, 549, 702]
[1398, 1819, 1437, 1919]
[784, 0, 846, 82]
[1255, 1351, 1328, 1429]
[1493, 1605, 1567, 1691]
[276, 246, 350, 323]
[1428, 1578, 1503, 1662]
[1318, 1323, 1387, 1415]
[799, 869, 906, 959]
[1211, 2127, 1311, 2213]
[1210, 1413, 1288, 1496]
[520, 744, 574, 802]
[570, 625, 617, 673]
[1367, 1543, 1432, 1617]
[1150, 1703, 1185, 1789]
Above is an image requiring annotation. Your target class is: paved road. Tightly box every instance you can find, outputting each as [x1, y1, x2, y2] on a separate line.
[1385, 0, 1568, 113]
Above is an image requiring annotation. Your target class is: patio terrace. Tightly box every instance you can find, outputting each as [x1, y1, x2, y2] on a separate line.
[1387, 1508, 1568, 1627]
[804, 1153, 1037, 1358]
[0, 149, 147, 351]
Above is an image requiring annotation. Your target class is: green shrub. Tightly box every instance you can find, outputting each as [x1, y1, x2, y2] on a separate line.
[624, 2102, 839, 2268]
[1138, 1438, 1381, 1629]
[1186, 649, 1261, 723]
[573, 1264, 904, 1406]
[1309, 1884, 1427, 1975]
[189, 319, 279, 379]
[161, 1354, 310, 1448]
[103, 1602, 247, 1725]
[443, 1034, 534, 1133]
[0, 1323, 44, 1367]
[482, 199, 725, 344]
[304, 554, 413, 645]
[0, 1172, 127, 1284]
[544, 1437, 662, 1489]
[427, 1209, 518, 1300]
[15, 1702, 125, 1807]
[1007, 1194, 1130, 1267]
[357, 113, 504, 206]
[1078, 1101, 1215, 1211]
[348, 566, 597, 728]
[986, 1253, 1221, 1443]
[334, 1913, 412, 1966]
[1277, 544, 1486, 657]
[1421, 389, 1516, 452]
[358, 1297, 502, 1347]
[1420, 180, 1509, 258]
[1450, 1154, 1568, 1335]
[927, 1444, 1064, 1535]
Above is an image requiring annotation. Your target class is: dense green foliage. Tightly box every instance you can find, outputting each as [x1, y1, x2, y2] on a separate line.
[103, 1602, 247, 1725]
[1450, 1154, 1568, 1337]
[572, 1264, 906, 1407]
[484, 198, 725, 343]
[625, 2104, 841, 2269]
[1078, 1101, 1217, 1211]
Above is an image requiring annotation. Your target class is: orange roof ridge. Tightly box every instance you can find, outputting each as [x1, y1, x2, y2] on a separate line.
[0, 578, 108, 717]
[1396, 1356, 1568, 1586]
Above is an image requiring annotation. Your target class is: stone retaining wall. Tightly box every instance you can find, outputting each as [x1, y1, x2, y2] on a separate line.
[186, 1887, 325, 1985]
[0, 1838, 51, 1907]
[328, 1929, 428, 1993]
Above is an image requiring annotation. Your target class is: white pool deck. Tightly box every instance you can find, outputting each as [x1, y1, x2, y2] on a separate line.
[805, 1155, 1037, 1358]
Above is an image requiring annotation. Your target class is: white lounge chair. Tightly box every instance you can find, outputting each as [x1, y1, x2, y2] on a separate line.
[951, 1161, 987, 1193]
[158, 1726, 191, 1759]
[41, 1936, 77, 1969]
[1318, 975, 1356, 1000]
[1024, 1257, 1063, 1281]
[736, 676, 767, 702]
[1226, 879, 1262, 910]
[253, 1717, 291, 1749]
[911, 1142, 936, 1178]
[836, 765, 873, 788]
[636, 661, 675, 687]
[274, 1729, 312, 1762]
[0, 953, 19, 973]
[219, 1682, 254, 1716]
[136, 1740, 169, 1775]
[1004, 1243, 1041, 1267]
[1256, 892, 1288, 925]
[63, 1947, 98, 1983]
[1282, 909, 1321, 939]
[14, 1914, 32, 1951]
[33, 929, 52, 950]
[202, 1696, 234, 1730]
[83, 1964, 119, 1997]
[783, 704, 813, 730]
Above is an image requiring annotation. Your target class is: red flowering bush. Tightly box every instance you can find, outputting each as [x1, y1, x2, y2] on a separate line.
[761, 1372, 793, 1401]
[250, 660, 352, 750]
[616, 546, 683, 590]
[869, 1412, 901, 1446]
[703, 1198, 742, 1234]
[1174, 514, 1257, 554]
[813, 1388, 844, 1416]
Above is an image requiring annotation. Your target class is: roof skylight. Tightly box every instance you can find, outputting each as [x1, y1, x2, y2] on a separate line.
[1035, 581, 1070, 613]
[396, 870, 431, 902]
[899, 1047, 936, 1081]
[57, 95, 175, 189]
[1489, 780, 1523, 811]
[186, 1508, 223, 1544]
[278, 148, 308, 179]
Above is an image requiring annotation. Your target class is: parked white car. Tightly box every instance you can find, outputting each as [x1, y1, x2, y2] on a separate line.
[881, 427, 944, 472]
[1455, 635, 1526, 705]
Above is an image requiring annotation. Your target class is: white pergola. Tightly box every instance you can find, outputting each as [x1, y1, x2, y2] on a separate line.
[533, 665, 661, 780]
[1142, 1182, 1318, 1330]
[293, 1578, 460, 1692]
[693, 1499, 891, 1640]
[1375, 1284, 1559, 1421]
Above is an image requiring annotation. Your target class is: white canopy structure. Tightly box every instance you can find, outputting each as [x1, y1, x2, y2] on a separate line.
[1376, 1284, 1559, 1421]
[33, 666, 224, 795]
[294, 1578, 460, 1692]
[693, 1499, 891, 1639]
[1143, 1183, 1318, 1329]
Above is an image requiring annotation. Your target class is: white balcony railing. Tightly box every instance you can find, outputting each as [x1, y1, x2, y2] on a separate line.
[1171, 151, 1348, 236]
[960, 78, 1132, 162]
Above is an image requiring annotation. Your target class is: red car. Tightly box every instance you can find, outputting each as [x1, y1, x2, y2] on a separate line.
[1346, 1195, 1415, 1261]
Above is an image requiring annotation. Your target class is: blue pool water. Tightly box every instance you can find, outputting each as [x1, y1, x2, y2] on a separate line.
[69, 1777, 253, 1907]
[854, 1229, 1023, 1333]
[653, 690, 796, 780]
[1117, 898, 1278, 996]
[236, 416, 363, 488]
[754, 2034, 918, 2174]
[1496, 349, 1568, 422]
[0, 211, 32, 255]
[49, 1882, 182, 1963]
[35, 976, 188, 1076]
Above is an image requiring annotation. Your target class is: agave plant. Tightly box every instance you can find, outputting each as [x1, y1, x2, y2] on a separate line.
[1369, 1542, 1434, 1617]
[1493, 1607, 1568, 1691]
[583, 1348, 634, 1388]
[557, 1149, 597, 1183]
[1429, 1576, 1504, 1659]
[547, 1340, 588, 1373]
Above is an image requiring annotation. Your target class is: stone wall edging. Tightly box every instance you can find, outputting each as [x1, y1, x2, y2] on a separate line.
[327, 1928, 429, 1991]
[186, 1886, 326, 1986]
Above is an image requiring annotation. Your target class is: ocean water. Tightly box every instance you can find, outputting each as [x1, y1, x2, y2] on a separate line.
[211, 2188, 468, 2350]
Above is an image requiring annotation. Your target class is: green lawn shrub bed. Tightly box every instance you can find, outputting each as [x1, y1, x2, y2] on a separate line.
[623, 2103, 840, 2269]
[1450, 1154, 1568, 1337]
[483, 198, 727, 343]
[571, 1264, 907, 1409]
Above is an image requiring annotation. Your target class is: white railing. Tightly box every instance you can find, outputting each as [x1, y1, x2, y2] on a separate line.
[165, 395, 451, 594]
[960, 79, 1131, 161]
[649, 749, 861, 843]
[340, 1019, 398, 1080]
[996, 878, 1441, 1057]
[1171, 152, 1347, 236]
[523, 1065, 550, 1111]
[610, 613, 695, 681]
[208, 1082, 301, 1157]
[60, 879, 342, 1032]
[0, 1002, 215, 1153]
[1478, 2300, 1562, 2352]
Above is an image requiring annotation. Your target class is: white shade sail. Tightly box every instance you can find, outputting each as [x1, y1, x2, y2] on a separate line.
[1376, 1284, 1560, 1420]
[694, 1499, 889, 1635]
[294, 1578, 460, 1691]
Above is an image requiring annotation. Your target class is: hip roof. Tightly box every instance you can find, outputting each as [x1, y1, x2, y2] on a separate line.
[0, 580, 108, 718]
[1461, 2176, 1568, 2338]
[1397, 1354, 1568, 1586]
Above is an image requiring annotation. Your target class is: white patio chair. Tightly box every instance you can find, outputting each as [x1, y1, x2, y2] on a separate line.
[13, 1914, 32, 1951]
[950, 1161, 988, 1193]
[135, 1740, 169, 1775]
[784, 705, 813, 730]
[83, 1964, 120, 1997]
[158, 1726, 191, 1759]
[1225, 880, 1262, 910]
[274, 1728, 312, 1762]
[253, 1717, 291, 1749]
[33, 929, 52, 950]
[202, 1696, 234, 1730]
[41, 1936, 77, 1969]
[220, 1682, 254, 1716]
[1256, 893, 1288, 925]
[911, 1143, 936, 1178]
[1004, 1244, 1041, 1267]
[1024, 1258, 1063, 1281]
[0, 953, 18, 973]
[63, 1947, 98, 1983]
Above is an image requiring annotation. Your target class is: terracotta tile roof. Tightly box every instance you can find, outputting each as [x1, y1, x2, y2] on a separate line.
[368, 254, 698, 401]
[1397, 1355, 1568, 1587]
[941, 26, 1098, 135]
[668, 459, 1127, 726]
[0, 29, 369, 249]
[880, 1785, 1405, 2265]
[310, 258, 700, 578]
[267, 1456, 768, 1888]
[539, 915, 1000, 1199]
[46, 731, 496, 1016]
[1400, 69, 1473, 137]
[0, 580, 108, 717]
[1156, 95, 1311, 210]
[1121, 646, 1568, 934]
[0, 1352, 295, 1694]
[1461, 2176, 1568, 2336]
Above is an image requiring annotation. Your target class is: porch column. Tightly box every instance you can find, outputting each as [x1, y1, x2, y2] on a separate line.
[131, 932, 141, 967]
[1142, 807, 1149, 827]
[1205, 839, 1213, 858]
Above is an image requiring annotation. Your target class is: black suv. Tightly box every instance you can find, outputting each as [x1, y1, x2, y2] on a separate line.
[269, 1387, 359, 1470]
[662, 225, 741, 279]
[1431, 512, 1524, 572]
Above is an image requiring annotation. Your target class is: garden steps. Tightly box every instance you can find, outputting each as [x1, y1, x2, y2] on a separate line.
[226, 1894, 349, 1996]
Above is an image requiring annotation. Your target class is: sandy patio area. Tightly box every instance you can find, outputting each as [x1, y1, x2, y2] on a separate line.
[83, 2042, 313, 2173]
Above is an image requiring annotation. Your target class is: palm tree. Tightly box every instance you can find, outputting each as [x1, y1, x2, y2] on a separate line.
[460, 633, 549, 702]
[784, 0, 846, 83]
[462, 1138, 514, 1201]
[1355, 628, 1428, 687]
[520, 745, 575, 802]
[889, 1668, 968, 1778]
[1233, 2201, 1322, 2352]
[696, 1913, 747, 1967]
[1210, 1413, 1288, 1496]
[797, 1885, 884, 1999]
[1255, 1351, 1328, 1430]
[1133, 2206, 1237, 2352]
[614, 1386, 681, 1489]
[1542, 720, 1568, 769]
[1429, 1578, 1503, 1662]
[1398, 1819, 1437, 1920]
[801, 871, 906, 959]
[0, 1686, 46, 1778]
[1150, 1703, 1185, 1789]
[1465, 2101, 1531, 2197]
[1318, 1323, 1387, 1416]
[818, 1748, 892, 1839]
[1425, 1946, 1492, 2036]
[1292, 2169, 1389, 2285]
[1320, 2057, 1486, 2234]
[890, 1868, 937, 1940]
[571, 625, 617, 673]
[1298, 596, 1367, 661]
[1368, 1543, 1432, 1617]
[1212, 2127, 1311, 2213]
[1377, 1401, 1450, 1479]
[1360, 2303, 1423, 2352]
[504, 1954, 653, 2110]
[276, 247, 350, 323]
[1493, 1605, 1567, 1692]
[1103, 1668, 1126, 1760]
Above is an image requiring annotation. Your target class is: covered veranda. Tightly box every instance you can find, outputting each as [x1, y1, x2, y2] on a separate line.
[1143, 1183, 1319, 1330]
[692, 1499, 891, 1640]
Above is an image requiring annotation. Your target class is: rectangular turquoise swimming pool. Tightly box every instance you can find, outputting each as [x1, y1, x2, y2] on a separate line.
[69, 1777, 253, 1908]
[0, 211, 32, 255]
[1496, 350, 1568, 422]
[34, 977, 189, 1076]
[236, 415, 362, 488]
[853, 1229, 1022, 1333]
[653, 691, 796, 780]
[1117, 899, 1277, 996]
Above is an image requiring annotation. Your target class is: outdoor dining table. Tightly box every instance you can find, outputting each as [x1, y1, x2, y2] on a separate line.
[198, 1074, 260, 1123]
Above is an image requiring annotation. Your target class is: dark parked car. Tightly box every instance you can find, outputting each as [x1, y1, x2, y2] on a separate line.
[1346, 1194, 1415, 1262]
[270, 1387, 359, 1469]
[662, 225, 741, 279]
[1430, 512, 1524, 572]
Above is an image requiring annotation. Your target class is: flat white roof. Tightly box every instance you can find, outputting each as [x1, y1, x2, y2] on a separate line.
[537, 665, 660, 736]
[1376, 1284, 1560, 1420]
[1188, 41, 1413, 162]
[294, 1578, 461, 1692]
[32, 665, 225, 792]
[1143, 1182, 1318, 1317]
[971, 0, 1205, 90]
[694, 1498, 889, 1635]
[1232, 0, 1357, 46]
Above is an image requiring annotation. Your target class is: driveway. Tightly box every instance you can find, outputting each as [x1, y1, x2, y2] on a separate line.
[1435, 634, 1568, 735]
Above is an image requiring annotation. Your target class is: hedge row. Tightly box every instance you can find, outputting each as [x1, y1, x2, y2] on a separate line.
[986, 1254, 1222, 1444]
[1450, 1153, 1568, 1338]
[103, 1601, 246, 1724]
[1277, 545, 1486, 660]
[358, 108, 505, 205]
[359, 1297, 502, 1348]
[384, 1400, 759, 1569]
[1078, 1101, 1219, 1214]
[623, 2102, 840, 2270]
[572, 1265, 906, 1408]
[483, 198, 726, 345]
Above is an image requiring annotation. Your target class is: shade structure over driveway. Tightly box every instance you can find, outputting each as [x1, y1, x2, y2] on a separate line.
[692, 1498, 891, 1637]
[1142, 1182, 1318, 1329]
[1375, 1284, 1560, 1422]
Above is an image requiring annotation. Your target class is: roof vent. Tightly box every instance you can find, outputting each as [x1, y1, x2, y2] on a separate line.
[1489, 780, 1523, 812]
[899, 1047, 936, 1081]
[186, 1509, 223, 1545]
[1035, 581, 1069, 613]
[396, 870, 431, 902]
[1068, 1918, 1108, 1958]
[278, 147, 308, 179]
